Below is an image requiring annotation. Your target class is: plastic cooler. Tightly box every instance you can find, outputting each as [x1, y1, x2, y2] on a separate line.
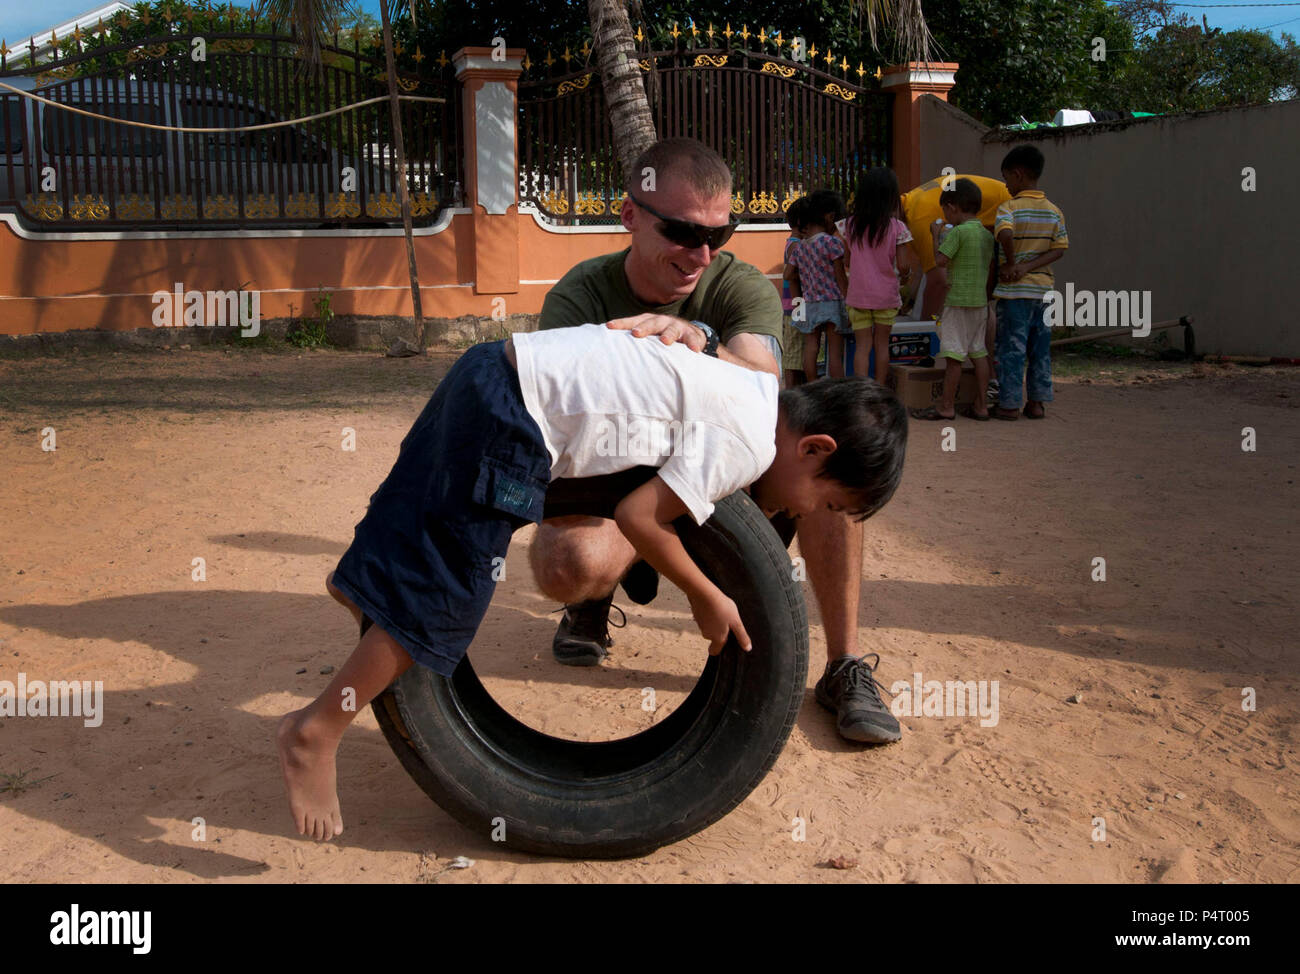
[842, 320, 940, 378]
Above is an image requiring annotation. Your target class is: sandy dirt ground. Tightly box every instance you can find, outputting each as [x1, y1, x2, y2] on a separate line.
[1, 344, 1297, 883]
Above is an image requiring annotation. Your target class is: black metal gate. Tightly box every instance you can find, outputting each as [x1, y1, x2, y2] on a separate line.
[0, 10, 460, 230]
[518, 31, 893, 225]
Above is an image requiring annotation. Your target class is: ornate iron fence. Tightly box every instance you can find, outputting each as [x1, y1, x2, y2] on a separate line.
[0, 16, 460, 230]
[518, 27, 893, 225]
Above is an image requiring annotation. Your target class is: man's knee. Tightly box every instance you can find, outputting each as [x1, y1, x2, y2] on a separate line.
[530, 516, 629, 597]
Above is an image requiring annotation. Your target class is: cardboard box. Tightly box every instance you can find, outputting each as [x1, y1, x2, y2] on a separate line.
[886, 363, 978, 410]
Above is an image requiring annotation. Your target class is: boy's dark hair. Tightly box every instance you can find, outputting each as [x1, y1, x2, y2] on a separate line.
[939, 177, 983, 215]
[778, 377, 908, 522]
[849, 166, 900, 248]
[627, 138, 733, 198]
[1000, 144, 1045, 179]
[785, 196, 810, 231]
[806, 188, 846, 227]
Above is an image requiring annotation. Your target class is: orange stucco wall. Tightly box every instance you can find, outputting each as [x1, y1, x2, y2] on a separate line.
[0, 211, 789, 335]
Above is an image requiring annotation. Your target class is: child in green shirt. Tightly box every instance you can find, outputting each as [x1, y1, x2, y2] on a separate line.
[915, 178, 994, 420]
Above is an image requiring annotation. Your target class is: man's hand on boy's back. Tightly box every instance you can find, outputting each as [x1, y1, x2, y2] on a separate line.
[605, 314, 780, 377]
[606, 313, 707, 351]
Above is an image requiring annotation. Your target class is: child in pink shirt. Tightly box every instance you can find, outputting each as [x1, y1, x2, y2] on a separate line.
[843, 168, 920, 388]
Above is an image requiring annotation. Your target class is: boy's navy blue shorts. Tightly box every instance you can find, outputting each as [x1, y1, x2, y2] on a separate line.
[331, 340, 552, 676]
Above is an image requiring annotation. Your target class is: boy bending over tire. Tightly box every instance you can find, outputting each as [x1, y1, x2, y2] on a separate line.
[278, 321, 907, 841]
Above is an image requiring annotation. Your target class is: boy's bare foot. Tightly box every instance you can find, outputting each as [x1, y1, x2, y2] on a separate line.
[992, 406, 1020, 421]
[326, 572, 363, 627]
[1023, 401, 1046, 419]
[277, 710, 344, 841]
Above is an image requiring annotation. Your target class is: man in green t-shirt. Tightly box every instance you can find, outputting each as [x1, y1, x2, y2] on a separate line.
[529, 137, 902, 745]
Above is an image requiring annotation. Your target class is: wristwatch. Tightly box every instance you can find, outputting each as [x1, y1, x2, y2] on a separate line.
[692, 319, 720, 358]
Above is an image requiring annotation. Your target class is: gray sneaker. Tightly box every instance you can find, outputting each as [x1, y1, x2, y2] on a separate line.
[551, 592, 626, 667]
[814, 654, 902, 744]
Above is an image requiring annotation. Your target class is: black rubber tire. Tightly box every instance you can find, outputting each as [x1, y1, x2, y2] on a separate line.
[370, 479, 808, 859]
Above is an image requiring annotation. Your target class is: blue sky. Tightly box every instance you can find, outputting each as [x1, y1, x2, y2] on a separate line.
[4, 1, 1299, 47]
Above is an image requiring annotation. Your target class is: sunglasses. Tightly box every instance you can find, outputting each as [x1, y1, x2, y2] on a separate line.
[628, 193, 740, 251]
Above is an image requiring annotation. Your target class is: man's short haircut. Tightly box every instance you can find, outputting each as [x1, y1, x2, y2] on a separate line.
[629, 138, 733, 199]
[1000, 144, 1045, 179]
[778, 377, 908, 522]
[939, 177, 983, 215]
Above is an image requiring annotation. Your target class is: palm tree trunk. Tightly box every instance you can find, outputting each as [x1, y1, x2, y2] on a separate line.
[587, 0, 657, 187]
[378, 0, 425, 345]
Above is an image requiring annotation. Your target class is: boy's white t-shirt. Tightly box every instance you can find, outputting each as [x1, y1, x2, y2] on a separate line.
[512, 323, 779, 525]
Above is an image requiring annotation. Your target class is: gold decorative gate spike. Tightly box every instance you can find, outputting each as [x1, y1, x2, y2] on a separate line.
[244, 195, 279, 219]
[116, 195, 154, 220]
[557, 73, 592, 96]
[284, 193, 319, 219]
[325, 193, 361, 219]
[574, 191, 606, 216]
[204, 195, 238, 220]
[540, 189, 568, 215]
[26, 194, 64, 221]
[159, 196, 197, 220]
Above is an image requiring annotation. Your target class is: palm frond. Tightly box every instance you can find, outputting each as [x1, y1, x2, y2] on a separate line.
[255, 0, 353, 66]
[854, 0, 935, 65]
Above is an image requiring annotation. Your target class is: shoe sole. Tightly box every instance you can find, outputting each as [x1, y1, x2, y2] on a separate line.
[553, 646, 608, 667]
[814, 683, 902, 744]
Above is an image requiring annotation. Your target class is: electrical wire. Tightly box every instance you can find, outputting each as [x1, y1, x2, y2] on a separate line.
[0, 80, 443, 133]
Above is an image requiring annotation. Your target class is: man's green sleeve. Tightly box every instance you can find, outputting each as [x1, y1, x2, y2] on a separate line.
[714, 260, 783, 347]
